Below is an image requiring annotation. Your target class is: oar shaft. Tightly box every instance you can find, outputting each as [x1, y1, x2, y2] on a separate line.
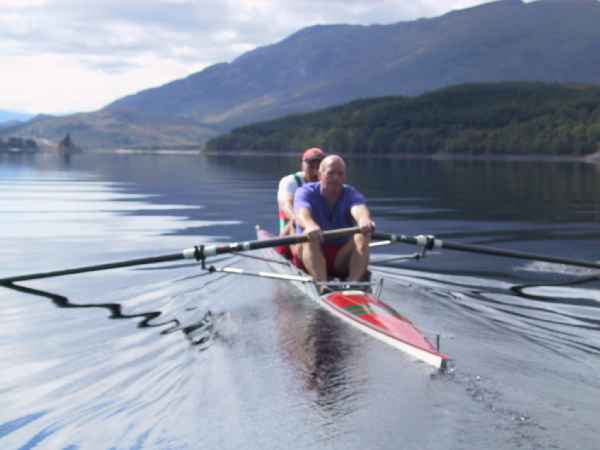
[199, 226, 361, 257]
[441, 240, 600, 270]
[1, 226, 361, 284]
[0, 253, 185, 284]
[373, 232, 600, 271]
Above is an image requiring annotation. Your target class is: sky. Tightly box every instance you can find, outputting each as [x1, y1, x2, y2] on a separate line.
[1, 0, 533, 115]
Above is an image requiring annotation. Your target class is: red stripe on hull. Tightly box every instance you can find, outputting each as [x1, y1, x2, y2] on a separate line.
[323, 291, 445, 358]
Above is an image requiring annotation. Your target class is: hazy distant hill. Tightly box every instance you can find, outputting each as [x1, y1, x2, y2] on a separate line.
[0, 121, 20, 130]
[0, 111, 217, 150]
[4, 0, 600, 149]
[207, 82, 600, 157]
[0, 110, 34, 122]
[0, 110, 34, 129]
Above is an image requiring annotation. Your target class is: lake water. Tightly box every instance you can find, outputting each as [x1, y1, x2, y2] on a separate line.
[1, 152, 599, 450]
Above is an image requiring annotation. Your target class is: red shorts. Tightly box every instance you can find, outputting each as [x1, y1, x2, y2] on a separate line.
[292, 244, 343, 277]
[276, 245, 292, 260]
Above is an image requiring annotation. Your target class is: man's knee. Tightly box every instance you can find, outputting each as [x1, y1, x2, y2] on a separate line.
[353, 233, 370, 251]
[300, 241, 323, 260]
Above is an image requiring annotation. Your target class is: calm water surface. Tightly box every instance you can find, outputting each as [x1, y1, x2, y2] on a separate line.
[1, 152, 599, 450]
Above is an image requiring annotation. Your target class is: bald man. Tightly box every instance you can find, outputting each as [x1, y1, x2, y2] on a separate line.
[293, 155, 375, 282]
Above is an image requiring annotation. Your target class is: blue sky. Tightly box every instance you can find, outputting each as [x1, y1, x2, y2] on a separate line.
[1, 0, 533, 115]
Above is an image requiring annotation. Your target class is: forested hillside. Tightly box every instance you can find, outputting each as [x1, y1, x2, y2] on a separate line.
[206, 82, 600, 156]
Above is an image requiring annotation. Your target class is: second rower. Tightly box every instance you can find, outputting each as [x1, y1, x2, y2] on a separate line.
[277, 147, 325, 236]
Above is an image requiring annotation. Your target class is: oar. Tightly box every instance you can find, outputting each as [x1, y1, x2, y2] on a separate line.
[0, 226, 361, 284]
[372, 232, 600, 271]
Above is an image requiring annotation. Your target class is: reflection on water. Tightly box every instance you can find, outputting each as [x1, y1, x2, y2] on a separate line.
[431, 160, 600, 222]
[272, 285, 359, 411]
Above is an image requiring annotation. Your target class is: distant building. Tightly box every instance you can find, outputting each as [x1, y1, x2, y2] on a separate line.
[0, 137, 39, 154]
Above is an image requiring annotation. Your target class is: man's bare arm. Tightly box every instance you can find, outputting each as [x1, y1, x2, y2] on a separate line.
[295, 207, 322, 242]
[350, 204, 376, 234]
[277, 192, 295, 223]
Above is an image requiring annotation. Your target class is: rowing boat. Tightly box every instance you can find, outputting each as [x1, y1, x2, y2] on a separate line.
[255, 226, 449, 369]
[6, 222, 600, 371]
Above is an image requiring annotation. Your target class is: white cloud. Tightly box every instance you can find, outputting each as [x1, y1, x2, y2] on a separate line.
[0, 0, 532, 114]
[1, 53, 205, 114]
[0, 0, 48, 7]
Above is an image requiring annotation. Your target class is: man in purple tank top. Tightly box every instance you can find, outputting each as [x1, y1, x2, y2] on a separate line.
[293, 155, 375, 283]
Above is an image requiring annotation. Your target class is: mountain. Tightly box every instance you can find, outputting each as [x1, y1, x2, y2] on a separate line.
[0, 121, 21, 130]
[206, 81, 600, 156]
[4, 0, 600, 149]
[0, 110, 35, 129]
[0, 110, 217, 150]
[0, 110, 34, 122]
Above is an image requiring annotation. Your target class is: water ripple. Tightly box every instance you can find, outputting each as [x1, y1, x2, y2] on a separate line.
[1, 276, 217, 449]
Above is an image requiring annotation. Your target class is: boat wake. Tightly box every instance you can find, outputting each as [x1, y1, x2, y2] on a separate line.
[372, 265, 600, 364]
[370, 264, 600, 450]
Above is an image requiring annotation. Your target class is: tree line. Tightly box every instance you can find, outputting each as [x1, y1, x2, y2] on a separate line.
[205, 82, 600, 156]
[0, 137, 38, 153]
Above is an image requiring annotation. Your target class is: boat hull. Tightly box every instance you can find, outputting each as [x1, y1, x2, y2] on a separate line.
[256, 227, 448, 369]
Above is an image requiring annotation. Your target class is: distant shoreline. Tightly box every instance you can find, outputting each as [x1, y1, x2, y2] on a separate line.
[201, 150, 600, 164]
[78, 148, 600, 163]
[88, 148, 204, 156]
